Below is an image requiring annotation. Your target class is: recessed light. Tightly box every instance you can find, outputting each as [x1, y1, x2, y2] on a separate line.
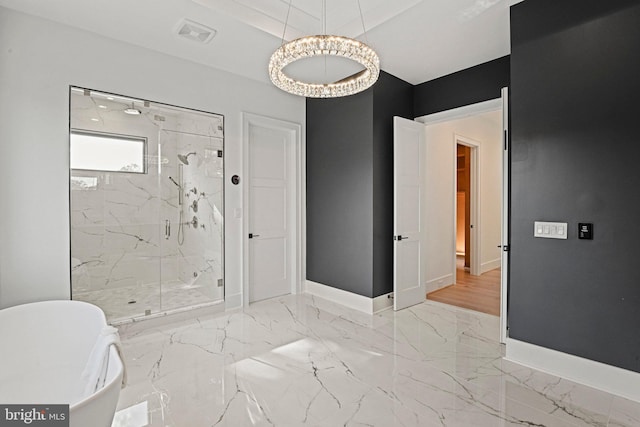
[98, 105, 107, 109]
[124, 103, 142, 115]
[91, 118, 100, 122]
[106, 97, 114, 101]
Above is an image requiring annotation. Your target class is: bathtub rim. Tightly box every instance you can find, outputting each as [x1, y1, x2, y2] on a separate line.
[0, 299, 125, 410]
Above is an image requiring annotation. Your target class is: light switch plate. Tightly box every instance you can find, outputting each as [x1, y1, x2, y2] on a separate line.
[534, 221, 568, 239]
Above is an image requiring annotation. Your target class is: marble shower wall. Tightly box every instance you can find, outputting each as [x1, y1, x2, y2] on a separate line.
[70, 90, 223, 316]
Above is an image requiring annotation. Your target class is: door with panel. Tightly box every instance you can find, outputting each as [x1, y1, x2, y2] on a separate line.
[393, 117, 427, 310]
[247, 122, 293, 303]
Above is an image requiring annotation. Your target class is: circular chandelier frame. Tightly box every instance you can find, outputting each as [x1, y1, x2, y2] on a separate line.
[269, 35, 380, 98]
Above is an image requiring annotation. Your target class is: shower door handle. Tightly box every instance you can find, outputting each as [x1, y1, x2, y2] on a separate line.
[165, 220, 171, 239]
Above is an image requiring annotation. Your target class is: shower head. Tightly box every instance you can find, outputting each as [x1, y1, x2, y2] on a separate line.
[177, 152, 197, 165]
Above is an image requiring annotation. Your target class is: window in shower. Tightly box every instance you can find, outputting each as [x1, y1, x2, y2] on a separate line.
[70, 130, 147, 173]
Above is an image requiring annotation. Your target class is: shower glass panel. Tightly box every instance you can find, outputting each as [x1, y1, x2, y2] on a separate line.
[69, 87, 224, 322]
[157, 107, 225, 313]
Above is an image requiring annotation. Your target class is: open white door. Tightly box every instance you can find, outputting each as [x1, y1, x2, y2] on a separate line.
[500, 88, 509, 343]
[393, 117, 426, 310]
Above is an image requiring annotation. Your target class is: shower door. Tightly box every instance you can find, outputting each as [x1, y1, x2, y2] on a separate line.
[157, 108, 225, 313]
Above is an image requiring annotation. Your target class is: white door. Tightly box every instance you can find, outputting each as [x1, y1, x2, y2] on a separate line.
[500, 88, 509, 343]
[247, 122, 293, 303]
[393, 117, 426, 310]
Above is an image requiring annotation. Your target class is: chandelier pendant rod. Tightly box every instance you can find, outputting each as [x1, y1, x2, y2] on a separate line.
[357, 0, 369, 44]
[323, 0, 327, 80]
[281, 0, 293, 46]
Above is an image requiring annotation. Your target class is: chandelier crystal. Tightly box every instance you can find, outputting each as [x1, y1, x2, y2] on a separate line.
[269, 35, 380, 98]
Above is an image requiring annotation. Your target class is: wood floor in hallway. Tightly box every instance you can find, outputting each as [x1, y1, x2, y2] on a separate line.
[427, 267, 501, 316]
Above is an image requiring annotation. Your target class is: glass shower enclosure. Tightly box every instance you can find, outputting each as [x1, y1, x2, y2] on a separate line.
[69, 87, 224, 322]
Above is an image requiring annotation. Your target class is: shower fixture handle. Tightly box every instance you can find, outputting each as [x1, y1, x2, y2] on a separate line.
[165, 220, 171, 239]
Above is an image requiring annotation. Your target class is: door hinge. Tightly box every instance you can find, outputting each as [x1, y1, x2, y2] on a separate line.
[217, 278, 224, 287]
[217, 150, 223, 158]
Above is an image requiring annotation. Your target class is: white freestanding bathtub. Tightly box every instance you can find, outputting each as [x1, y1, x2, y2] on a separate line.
[0, 300, 124, 427]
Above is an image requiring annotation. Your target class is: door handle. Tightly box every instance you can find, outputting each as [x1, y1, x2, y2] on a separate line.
[165, 220, 170, 240]
[394, 235, 407, 241]
[249, 233, 260, 239]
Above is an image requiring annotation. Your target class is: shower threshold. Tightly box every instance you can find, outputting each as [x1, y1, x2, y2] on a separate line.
[73, 279, 224, 324]
[110, 299, 225, 328]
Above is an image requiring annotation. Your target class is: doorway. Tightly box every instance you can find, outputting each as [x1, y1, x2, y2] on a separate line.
[456, 143, 472, 272]
[416, 95, 506, 326]
[427, 128, 501, 316]
[394, 90, 509, 341]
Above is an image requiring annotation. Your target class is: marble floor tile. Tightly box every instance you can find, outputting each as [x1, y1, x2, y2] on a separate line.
[608, 396, 640, 427]
[113, 295, 632, 426]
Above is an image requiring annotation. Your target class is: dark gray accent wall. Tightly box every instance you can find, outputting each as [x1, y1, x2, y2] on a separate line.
[509, 0, 640, 373]
[306, 71, 413, 298]
[413, 56, 510, 117]
[306, 90, 374, 297]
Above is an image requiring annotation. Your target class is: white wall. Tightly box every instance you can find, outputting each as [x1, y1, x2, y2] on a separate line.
[423, 110, 502, 292]
[0, 7, 305, 309]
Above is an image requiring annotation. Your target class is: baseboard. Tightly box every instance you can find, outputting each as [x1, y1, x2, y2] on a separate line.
[506, 338, 640, 403]
[425, 274, 454, 294]
[481, 258, 501, 273]
[304, 280, 392, 314]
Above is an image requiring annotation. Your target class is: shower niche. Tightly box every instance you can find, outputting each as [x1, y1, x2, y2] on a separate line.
[69, 87, 224, 322]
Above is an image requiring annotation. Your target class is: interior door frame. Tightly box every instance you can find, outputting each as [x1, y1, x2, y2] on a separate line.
[241, 113, 304, 307]
[500, 87, 509, 343]
[453, 134, 481, 281]
[416, 93, 508, 343]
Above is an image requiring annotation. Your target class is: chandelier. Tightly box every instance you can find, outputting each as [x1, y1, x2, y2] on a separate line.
[269, 0, 380, 98]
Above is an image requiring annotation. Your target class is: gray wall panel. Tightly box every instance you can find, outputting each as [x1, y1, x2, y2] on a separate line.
[306, 91, 374, 297]
[510, 0, 640, 373]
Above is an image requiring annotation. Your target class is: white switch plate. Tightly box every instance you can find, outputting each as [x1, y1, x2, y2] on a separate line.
[534, 221, 568, 239]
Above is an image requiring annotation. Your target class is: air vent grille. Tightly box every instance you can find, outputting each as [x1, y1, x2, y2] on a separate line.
[175, 18, 217, 44]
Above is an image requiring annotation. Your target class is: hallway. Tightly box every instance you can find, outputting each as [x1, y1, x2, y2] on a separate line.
[427, 262, 501, 316]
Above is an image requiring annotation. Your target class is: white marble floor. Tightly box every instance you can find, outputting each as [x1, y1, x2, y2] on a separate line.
[112, 295, 640, 427]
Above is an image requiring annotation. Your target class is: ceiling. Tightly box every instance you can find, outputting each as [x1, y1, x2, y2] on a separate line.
[0, 0, 524, 86]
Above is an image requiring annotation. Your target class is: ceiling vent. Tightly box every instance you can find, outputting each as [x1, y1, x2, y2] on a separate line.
[175, 18, 217, 44]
